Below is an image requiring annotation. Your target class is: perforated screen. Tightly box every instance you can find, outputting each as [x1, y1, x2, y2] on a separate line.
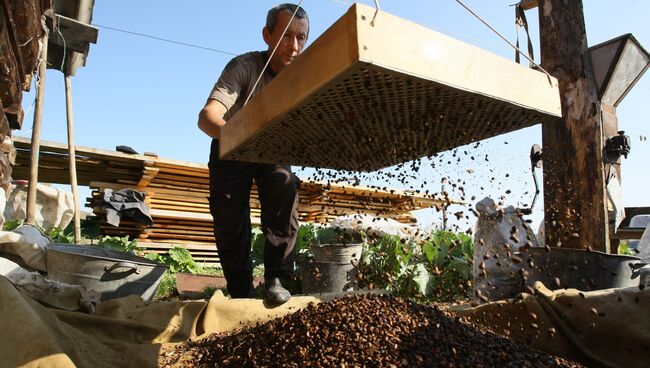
[224, 62, 559, 172]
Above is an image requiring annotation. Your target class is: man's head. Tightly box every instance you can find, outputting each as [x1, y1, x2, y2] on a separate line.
[263, 3, 309, 73]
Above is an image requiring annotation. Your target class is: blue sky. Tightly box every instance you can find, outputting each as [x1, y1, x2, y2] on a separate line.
[17, 0, 649, 232]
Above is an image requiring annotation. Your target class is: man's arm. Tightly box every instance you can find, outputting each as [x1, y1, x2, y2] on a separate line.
[198, 99, 229, 139]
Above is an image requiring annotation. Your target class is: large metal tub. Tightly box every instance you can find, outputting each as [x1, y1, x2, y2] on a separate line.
[47, 244, 167, 302]
[521, 247, 645, 291]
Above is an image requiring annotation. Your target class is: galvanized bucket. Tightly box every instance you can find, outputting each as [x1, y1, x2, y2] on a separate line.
[46, 244, 167, 302]
[521, 247, 646, 291]
[311, 243, 363, 263]
[299, 260, 358, 294]
[299, 243, 363, 294]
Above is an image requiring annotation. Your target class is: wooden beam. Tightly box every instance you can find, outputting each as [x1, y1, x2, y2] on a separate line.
[539, 0, 609, 252]
[0, 99, 8, 140]
[0, 4, 21, 109]
[4, 103, 24, 130]
[519, 0, 539, 11]
[47, 14, 98, 54]
[65, 75, 81, 242]
[9, 0, 42, 83]
[26, 31, 48, 224]
[0, 0, 26, 88]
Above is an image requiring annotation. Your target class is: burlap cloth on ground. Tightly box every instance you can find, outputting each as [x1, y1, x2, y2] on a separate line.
[450, 282, 650, 368]
[0, 275, 321, 368]
[1, 275, 648, 368]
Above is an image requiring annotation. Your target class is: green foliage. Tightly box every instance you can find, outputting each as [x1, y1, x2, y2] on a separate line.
[251, 227, 266, 268]
[79, 217, 102, 240]
[145, 247, 201, 274]
[47, 226, 75, 244]
[296, 223, 316, 261]
[146, 247, 205, 300]
[314, 226, 365, 245]
[357, 230, 474, 302]
[2, 219, 24, 231]
[618, 241, 635, 256]
[202, 285, 219, 299]
[98, 235, 142, 255]
[251, 224, 319, 265]
[153, 271, 177, 300]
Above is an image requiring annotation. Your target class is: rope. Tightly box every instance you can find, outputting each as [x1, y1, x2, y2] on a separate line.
[454, 0, 553, 82]
[244, 0, 305, 106]
[55, 15, 67, 72]
[514, 3, 535, 66]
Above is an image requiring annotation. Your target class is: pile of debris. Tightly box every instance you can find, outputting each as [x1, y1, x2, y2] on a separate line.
[161, 294, 583, 367]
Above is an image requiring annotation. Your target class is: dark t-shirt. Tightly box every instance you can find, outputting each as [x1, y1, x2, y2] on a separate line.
[208, 51, 275, 162]
[209, 51, 275, 120]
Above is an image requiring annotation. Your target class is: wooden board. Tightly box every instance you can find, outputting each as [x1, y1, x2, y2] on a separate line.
[220, 3, 561, 171]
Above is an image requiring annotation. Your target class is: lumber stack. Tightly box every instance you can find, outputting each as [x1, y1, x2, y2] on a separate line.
[13, 137, 455, 266]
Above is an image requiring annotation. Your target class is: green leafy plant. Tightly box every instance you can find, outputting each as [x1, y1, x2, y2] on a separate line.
[251, 227, 266, 267]
[144, 247, 204, 300]
[251, 224, 319, 265]
[48, 226, 75, 243]
[314, 226, 365, 245]
[2, 219, 24, 231]
[295, 223, 316, 261]
[202, 285, 219, 299]
[145, 247, 201, 274]
[618, 241, 635, 256]
[153, 271, 177, 300]
[356, 230, 474, 302]
[98, 235, 142, 255]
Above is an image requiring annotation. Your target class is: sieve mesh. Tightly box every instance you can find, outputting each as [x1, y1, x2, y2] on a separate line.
[225, 62, 558, 172]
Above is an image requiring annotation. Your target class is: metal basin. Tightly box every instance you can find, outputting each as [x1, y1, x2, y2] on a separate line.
[47, 244, 167, 302]
[521, 247, 645, 291]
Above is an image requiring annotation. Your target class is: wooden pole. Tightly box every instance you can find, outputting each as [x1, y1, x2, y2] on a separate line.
[26, 33, 48, 225]
[65, 75, 81, 242]
[538, 0, 610, 252]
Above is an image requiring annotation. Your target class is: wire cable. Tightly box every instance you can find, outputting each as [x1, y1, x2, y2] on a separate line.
[93, 23, 238, 56]
[454, 0, 552, 81]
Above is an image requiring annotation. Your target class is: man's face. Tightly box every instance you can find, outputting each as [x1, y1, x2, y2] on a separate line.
[263, 10, 309, 73]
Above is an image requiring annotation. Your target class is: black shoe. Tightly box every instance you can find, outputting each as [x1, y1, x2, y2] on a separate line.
[264, 277, 291, 303]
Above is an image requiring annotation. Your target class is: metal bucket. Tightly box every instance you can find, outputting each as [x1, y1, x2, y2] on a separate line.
[46, 244, 167, 302]
[521, 247, 645, 291]
[299, 260, 357, 294]
[299, 243, 363, 293]
[311, 243, 363, 263]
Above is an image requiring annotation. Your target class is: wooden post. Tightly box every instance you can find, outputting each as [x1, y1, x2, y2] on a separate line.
[65, 75, 81, 242]
[26, 33, 47, 225]
[538, 0, 610, 252]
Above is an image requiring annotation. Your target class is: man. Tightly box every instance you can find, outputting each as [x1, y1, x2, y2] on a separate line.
[198, 4, 309, 303]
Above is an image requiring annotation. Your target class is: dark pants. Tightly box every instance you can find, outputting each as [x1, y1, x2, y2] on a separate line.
[208, 141, 299, 298]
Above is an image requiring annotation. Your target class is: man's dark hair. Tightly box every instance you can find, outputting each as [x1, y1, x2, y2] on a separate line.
[266, 3, 309, 35]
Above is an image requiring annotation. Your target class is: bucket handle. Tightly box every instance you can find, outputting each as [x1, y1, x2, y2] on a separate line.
[105, 261, 140, 274]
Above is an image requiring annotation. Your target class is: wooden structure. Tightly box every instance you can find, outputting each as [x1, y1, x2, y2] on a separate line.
[12, 137, 456, 266]
[539, 0, 608, 252]
[0, 0, 51, 192]
[220, 3, 561, 171]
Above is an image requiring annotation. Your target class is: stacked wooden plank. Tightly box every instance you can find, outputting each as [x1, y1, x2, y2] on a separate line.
[13, 137, 456, 266]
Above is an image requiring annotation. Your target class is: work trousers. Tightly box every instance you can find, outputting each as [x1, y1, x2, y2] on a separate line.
[209, 142, 299, 298]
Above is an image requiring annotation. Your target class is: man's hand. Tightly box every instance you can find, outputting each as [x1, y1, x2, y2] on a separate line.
[198, 99, 228, 139]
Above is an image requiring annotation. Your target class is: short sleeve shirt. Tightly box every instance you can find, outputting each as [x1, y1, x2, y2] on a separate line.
[209, 51, 275, 120]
